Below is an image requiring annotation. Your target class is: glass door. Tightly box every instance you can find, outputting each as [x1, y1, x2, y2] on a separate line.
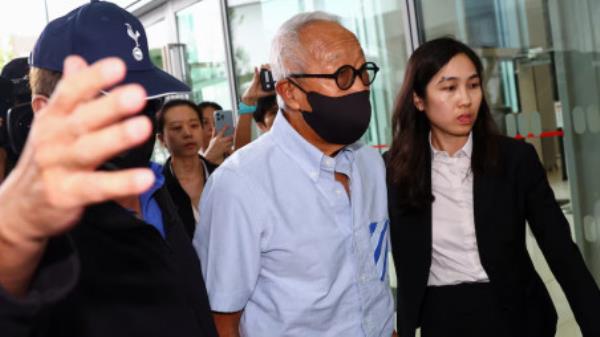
[226, 0, 410, 149]
[176, 0, 233, 109]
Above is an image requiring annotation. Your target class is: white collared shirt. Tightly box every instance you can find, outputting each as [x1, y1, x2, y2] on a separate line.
[428, 133, 489, 286]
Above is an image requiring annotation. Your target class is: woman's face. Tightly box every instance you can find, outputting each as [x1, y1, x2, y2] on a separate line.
[160, 105, 204, 157]
[415, 53, 482, 140]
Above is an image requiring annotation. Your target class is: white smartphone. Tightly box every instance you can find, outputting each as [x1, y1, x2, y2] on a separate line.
[214, 109, 235, 137]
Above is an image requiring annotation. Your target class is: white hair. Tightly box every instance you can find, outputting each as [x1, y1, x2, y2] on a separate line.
[270, 11, 340, 106]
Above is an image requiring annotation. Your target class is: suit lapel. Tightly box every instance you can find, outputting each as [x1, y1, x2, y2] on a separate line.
[473, 171, 495, 251]
[424, 152, 433, 270]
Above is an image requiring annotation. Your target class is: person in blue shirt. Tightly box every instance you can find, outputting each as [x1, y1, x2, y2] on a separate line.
[194, 11, 395, 337]
[0, 2, 217, 336]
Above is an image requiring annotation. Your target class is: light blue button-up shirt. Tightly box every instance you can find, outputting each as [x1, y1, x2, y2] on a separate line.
[194, 112, 394, 337]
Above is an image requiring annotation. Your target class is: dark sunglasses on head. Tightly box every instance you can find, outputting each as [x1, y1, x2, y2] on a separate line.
[288, 62, 379, 90]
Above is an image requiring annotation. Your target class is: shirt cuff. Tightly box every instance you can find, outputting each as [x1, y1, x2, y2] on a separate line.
[208, 288, 250, 313]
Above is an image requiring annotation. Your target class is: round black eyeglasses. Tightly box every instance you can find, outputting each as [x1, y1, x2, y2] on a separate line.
[288, 62, 379, 90]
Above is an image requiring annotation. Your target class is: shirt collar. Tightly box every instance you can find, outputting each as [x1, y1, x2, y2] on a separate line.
[271, 111, 360, 182]
[429, 132, 473, 159]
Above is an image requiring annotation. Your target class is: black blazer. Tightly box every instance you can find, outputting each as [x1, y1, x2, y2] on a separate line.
[386, 136, 600, 337]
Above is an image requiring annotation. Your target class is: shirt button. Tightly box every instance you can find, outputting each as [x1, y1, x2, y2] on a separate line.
[310, 171, 318, 179]
[336, 189, 343, 196]
[325, 158, 334, 167]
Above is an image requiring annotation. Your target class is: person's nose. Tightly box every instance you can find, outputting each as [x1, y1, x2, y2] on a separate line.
[182, 125, 192, 137]
[458, 85, 472, 107]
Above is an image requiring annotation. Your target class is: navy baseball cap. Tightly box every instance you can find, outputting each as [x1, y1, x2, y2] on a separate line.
[30, 0, 189, 99]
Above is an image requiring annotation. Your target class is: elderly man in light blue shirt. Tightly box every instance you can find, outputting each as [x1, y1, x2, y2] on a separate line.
[193, 11, 395, 337]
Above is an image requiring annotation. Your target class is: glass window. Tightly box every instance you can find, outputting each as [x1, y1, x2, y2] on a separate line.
[142, 18, 171, 164]
[176, 0, 233, 109]
[0, 0, 48, 67]
[549, 0, 600, 286]
[227, 0, 409, 148]
[145, 19, 169, 70]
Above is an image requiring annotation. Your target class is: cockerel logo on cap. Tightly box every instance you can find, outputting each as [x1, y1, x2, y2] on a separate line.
[125, 23, 144, 61]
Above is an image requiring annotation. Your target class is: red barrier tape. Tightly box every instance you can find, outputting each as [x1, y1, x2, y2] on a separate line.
[514, 130, 564, 139]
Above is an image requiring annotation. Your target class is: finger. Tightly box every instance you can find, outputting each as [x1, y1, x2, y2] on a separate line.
[37, 116, 152, 169]
[62, 55, 87, 76]
[68, 84, 146, 135]
[216, 125, 228, 138]
[221, 136, 234, 148]
[71, 115, 152, 168]
[250, 67, 260, 87]
[56, 168, 155, 207]
[46, 57, 127, 118]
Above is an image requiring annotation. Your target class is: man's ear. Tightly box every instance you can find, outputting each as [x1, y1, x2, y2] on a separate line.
[412, 92, 425, 112]
[275, 79, 301, 111]
[31, 95, 49, 114]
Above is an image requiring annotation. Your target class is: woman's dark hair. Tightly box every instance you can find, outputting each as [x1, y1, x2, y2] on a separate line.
[387, 37, 499, 209]
[253, 95, 277, 124]
[197, 101, 223, 115]
[156, 99, 204, 133]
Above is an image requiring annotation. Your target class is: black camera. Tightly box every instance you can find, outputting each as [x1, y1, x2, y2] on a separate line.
[1, 57, 32, 156]
[260, 68, 275, 92]
[6, 102, 33, 155]
[1, 76, 32, 154]
[0, 77, 13, 147]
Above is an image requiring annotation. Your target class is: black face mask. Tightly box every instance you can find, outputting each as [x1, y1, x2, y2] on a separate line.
[290, 81, 372, 145]
[5, 98, 161, 169]
[102, 99, 162, 170]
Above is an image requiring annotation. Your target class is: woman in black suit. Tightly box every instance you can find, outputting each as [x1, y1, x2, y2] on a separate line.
[386, 37, 600, 337]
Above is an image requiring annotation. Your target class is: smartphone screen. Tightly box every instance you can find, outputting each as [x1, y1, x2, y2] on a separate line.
[214, 109, 235, 137]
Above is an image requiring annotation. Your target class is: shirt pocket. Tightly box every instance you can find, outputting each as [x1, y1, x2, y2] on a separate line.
[367, 218, 391, 282]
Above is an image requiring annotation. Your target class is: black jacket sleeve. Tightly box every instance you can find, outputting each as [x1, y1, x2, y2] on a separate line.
[521, 143, 600, 336]
[0, 235, 79, 337]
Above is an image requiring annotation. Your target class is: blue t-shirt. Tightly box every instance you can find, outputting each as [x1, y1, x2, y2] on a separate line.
[138, 162, 166, 237]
